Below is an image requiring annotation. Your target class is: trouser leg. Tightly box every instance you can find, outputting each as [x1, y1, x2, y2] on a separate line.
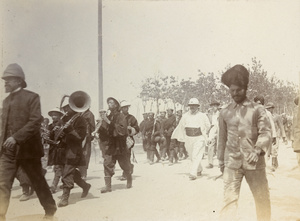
[245, 169, 271, 221]
[207, 138, 216, 166]
[52, 165, 63, 188]
[103, 154, 116, 177]
[189, 139, 205, 176]
[79, 141, 92, 178]
[220, 167, 244, 221]
[0, 152, 18, 220]
[20, 159, 56, 215]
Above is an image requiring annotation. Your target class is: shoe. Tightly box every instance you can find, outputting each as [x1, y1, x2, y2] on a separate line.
[127, 174, 132, 189]
[206, 164, 213, 169]
[197, 171, 202, 176]
[50, 186, 57, 194]
[101, 177, 112, 193]
[81, 183, 91, 198]
[119, 176, 127, 181]
[189, 175, 197, 180]
[168, 162, 174, 166]
[19, 193, 30, 201]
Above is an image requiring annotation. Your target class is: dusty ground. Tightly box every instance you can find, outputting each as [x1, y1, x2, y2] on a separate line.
[5, 140, 300, 221]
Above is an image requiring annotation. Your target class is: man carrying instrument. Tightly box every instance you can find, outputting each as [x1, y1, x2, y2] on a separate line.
[100, 97, 132, 193]
[56, 99, 91, 207]
[0, 63, 57, 220]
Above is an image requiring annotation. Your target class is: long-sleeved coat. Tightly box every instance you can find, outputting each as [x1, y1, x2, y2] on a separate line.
[0, 89, 44, 159]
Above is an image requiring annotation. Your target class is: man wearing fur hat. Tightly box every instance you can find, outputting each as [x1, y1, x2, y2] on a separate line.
[0, 64, 57, 220]
[218, 64, 271, 221]
[119, 100, 139, 182]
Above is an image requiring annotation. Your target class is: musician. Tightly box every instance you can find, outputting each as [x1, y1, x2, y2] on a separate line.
[100, 97, 131, 193]
[46, 108, 64, 194]
[93, 109, 109, 158]
[0, 63, 57, 220]
[57, 104, 91, 207]
[119, 100, 139, 182]
[79, 109, 95, 179]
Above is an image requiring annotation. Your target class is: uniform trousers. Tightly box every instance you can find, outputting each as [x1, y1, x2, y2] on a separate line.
[103, 152, 132, 177]
[220, 167, 271, 221]
[184, 136, 205, 176]
[79, 140, 92, 178]
[0, 147, 56, 221]
[207, 138, 217, 166]
[271, 137, 280, 157]
[61, 165, 88, 189]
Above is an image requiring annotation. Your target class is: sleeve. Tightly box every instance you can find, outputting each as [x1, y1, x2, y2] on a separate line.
[255, 107, 272, 154]
[131, 116, 140, 135]
[217, 111, 227, 166]
[13, 94, 42, 144]
[65, 116, 87, 142]
[114, 113, 128, 136]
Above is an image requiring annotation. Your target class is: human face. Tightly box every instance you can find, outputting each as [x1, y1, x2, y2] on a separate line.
[121, 106, 129, 115]
[108, 99, 118, 110]
[51, 113, 61, 123]
[189, 105, 199, 114]
[3, 77, 22, 93]
[229, 84, 247, 104]
[160, 112, 166, 118]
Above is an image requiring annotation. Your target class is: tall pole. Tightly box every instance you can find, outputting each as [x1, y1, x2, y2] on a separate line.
[98, 0, 103, 109]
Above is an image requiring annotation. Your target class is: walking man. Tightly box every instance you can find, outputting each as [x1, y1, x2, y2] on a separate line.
[218, 64, 271, 221]
[0, 63, 57, 220]
[172, 98, 210, 180]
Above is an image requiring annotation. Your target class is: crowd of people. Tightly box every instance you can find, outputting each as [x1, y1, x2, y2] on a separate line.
[0, 63, 299, 221]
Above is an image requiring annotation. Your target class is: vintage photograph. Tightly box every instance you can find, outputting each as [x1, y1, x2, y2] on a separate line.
[0, 0, 300, 220]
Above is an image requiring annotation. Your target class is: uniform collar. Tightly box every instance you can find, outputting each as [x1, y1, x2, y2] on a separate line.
[11, 87, 22, 94]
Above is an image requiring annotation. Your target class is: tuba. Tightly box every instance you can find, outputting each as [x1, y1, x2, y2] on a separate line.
[50, 91, 91, 145]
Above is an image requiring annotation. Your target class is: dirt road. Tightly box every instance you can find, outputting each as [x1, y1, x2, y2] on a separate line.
[5, 141, 300, 221]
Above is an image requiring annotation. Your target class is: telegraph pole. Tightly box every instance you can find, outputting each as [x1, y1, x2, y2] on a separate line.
[98, 0, 103, 109]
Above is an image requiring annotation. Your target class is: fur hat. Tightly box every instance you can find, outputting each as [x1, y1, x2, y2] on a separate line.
[221, 64, 249, 89]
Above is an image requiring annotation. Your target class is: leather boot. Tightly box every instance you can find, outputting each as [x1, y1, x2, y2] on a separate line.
[57, 187, 70, 207]
[19, 185, 30, 201]
[169, 150, 174, 165]
[271, 157, 276, 172]
[127, 174, 132, 189]
[149, 150, 155, 165]
[101, 177, 112, 193]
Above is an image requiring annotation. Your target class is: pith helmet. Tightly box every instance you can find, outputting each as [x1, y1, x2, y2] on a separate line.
[120, 100, 131, 108]
[2, 63, 27, 88]
[188, 98, 200, 106]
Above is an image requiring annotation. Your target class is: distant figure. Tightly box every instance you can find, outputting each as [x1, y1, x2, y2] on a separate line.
[292, 97, 300, 166]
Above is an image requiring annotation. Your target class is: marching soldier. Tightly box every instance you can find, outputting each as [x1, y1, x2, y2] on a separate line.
[119, 100, 139, 181]
[100, 97, 132, 193]
[140, 113, 148, 158]
[161, 108, 176, 161]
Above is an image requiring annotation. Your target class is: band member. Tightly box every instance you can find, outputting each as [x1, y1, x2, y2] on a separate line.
[206, 101, 220, 169]
[93, 109, 109, 159]
[172, 98, 210, 180]
[149, 114, 165, 164]
[79, 109, 95, 179]
[119, 100, 139, 180]
[57, 103, 91, 207]
[0, 63, 57, 220]
[218, 64, 271, 221]
[100, 97, 132, 193]
[46, 108, 65, 194]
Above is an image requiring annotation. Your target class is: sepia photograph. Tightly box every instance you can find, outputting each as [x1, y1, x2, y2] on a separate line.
[0, 0, 300, 220]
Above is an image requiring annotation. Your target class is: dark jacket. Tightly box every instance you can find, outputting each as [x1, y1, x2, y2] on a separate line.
[0, 89, 44, 159]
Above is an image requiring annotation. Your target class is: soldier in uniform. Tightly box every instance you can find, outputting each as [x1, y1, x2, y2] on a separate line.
[218, 64, 271, 221]
[140, 113, 148, 156]
[149, 114, 164, 164]
[100, 97, 132, 192]
[0, 63, 57, 220]
[292, 97, 300, 166]
[158, 111, 167, 159]
[161, 108, 176, 161]
[119, 100, 139, 181]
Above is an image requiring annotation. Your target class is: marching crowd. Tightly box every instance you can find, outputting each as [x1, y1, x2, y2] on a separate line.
[0, 63, 299, 221]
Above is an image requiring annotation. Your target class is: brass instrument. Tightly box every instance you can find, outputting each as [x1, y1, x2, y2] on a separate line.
[48, 91, 91, 145]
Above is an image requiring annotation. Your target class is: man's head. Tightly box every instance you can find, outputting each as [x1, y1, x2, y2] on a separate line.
[142, 112, 148, 120]
[48, 108, 64, 123]
[2, 63, 27, 93]
[254, 95, 265, 105]
[148, 112, 155, 120]
[120, 100, 131, 115]
[107, 97, 120, 111]
[265, 102, 275, 114]
[176, 110, 183, 117]
[166, 108, 174, 117]
[221, 65, 249, 104]
[210, 101, 220, 112]
[188, 98, 200, 114]
[160, 111, 166, 118]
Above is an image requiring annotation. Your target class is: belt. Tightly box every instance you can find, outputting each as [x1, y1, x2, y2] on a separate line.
[185, 127, 202, 137]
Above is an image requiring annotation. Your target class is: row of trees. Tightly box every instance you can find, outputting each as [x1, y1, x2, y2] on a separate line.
[139, 58, 298, 115]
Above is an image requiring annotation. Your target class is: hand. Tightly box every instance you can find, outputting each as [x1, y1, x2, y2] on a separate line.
[102, 115, 110, 124]
[53, 126, 61, 131]
[272, 138, 276, 145]
[246, 151, 260, 164]
[3, 137, 17, 149]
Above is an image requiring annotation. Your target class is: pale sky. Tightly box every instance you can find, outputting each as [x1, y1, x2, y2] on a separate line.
[1, 0, 300, 121]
